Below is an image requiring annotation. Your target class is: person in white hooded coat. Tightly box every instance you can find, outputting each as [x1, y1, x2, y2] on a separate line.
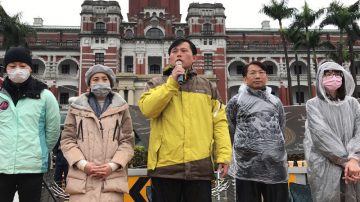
[304, 61, 360, 202]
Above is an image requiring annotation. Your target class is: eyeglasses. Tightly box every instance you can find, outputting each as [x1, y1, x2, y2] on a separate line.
[323, 70, 343, 78]
[247, 70, 267, 77]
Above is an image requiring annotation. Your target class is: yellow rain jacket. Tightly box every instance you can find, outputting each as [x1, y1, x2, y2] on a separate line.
[139, 71, 231, 180]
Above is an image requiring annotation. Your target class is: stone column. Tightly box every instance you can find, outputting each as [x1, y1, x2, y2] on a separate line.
[119, 89, 125, 98]
[128, 89, 134, 105]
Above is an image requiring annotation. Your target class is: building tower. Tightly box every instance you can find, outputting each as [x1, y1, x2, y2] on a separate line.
[79, 0, 122, 93]
[186, 3, 228, 100]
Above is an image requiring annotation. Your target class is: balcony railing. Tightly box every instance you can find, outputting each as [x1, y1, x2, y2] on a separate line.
[26, 42, 80, 50]
[92, 29, 107, 34]
[201, 31, 214, 36]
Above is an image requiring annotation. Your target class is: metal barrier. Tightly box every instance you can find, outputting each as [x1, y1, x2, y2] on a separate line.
[40, 169, 69, 202]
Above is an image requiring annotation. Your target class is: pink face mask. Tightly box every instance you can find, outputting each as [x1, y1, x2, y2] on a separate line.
[323, 75, 342, 91]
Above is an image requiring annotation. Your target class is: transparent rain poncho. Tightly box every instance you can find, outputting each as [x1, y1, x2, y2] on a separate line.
[226, 84, 287, 184]
[304, 62, 360, 202]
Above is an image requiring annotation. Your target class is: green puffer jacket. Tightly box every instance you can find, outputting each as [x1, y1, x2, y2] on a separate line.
[0, 86, 60, 174]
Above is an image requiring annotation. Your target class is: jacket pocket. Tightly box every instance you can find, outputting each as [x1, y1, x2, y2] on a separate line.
[148, 137, 161, 170]
[103, 169, 129, 193]
[65, 168, 87, 194]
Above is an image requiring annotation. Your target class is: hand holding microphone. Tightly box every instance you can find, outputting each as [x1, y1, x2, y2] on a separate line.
[173, 59, 185, 85]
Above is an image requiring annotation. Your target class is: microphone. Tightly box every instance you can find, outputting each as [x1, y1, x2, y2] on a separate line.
[175, 60, 184, 85]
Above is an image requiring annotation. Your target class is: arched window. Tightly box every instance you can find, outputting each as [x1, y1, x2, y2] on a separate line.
[176, 30, 184, 38]
[125, 29, 134, 39]
[145, 28, 164, 39]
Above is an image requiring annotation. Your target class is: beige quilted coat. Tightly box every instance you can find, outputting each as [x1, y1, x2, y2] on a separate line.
[61, 93, 134, 202]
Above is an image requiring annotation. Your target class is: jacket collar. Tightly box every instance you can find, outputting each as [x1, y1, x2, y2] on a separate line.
[2, 76, 48, 104]
[70, 92, 128, 118]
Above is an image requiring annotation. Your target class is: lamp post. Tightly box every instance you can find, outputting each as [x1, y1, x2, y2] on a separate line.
[295, 53, 301, 105]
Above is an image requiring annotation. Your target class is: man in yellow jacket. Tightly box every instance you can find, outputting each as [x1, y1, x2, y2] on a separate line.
[138, 38, 232, 201]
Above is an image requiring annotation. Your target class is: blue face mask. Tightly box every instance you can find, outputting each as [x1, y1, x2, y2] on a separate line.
[90, 83, 111, 97]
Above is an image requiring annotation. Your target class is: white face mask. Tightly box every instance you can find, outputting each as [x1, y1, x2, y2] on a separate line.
[7, 68, 31, 83]
[91, 83, 111, 98]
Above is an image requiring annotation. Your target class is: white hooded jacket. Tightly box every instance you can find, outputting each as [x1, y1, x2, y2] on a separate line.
[304, 62, 360, 202]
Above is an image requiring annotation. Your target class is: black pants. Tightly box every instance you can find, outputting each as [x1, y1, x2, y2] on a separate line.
[236, 179, 289, 202]
[151, 177, 212, 202]
[0, 173, 43, 202]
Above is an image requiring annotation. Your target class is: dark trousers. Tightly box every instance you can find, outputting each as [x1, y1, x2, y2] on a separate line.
[236, 179, 289, 202]
[53, 151, 68, 186]
[151, 177, 212, 202]
[0, 173, 43, 202]
[54, 164, 68, 185]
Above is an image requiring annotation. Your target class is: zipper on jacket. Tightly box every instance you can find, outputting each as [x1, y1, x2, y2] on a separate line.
[113, 119, 120, 141]
[77, 119, 84, 141]
[99, 120, 104, 138]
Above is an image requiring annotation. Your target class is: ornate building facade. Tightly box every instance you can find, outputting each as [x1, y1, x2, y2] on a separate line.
[1, 0, 360, 108]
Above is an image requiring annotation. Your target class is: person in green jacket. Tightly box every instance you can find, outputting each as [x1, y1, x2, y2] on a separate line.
[139, 38, 232, 202]
[0, 47, 60, 202]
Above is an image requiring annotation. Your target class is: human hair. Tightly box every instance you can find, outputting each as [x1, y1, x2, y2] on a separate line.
[337, 76, 346, 100]
[168, 38, 197, 55]
[242, 61, 268, 77]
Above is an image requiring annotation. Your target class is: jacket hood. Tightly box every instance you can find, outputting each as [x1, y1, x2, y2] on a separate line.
[316, 62, 354, 102]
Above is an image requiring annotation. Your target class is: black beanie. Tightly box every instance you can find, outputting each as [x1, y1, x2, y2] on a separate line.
[4, 47, 32, 69]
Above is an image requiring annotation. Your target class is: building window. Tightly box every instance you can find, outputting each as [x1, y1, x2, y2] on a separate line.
[32, 64, 39, 74]
[148, 56, 162, 74]
[125, 56, 133, 73]
[124, 89, 129, 102]
[61, 64, 70, 74]
[145, 28, 164, 39]
[60, 93, 69, 104]
[202, 23, 213, 35]
[266, 65, 274, 74]
[204, 40, 207, 45]
[149, 64, 161, 74]
[236, 65, 243, 75]
[294, 65, 302, 75]
[95, 53, 104, 65]
[296, 91, 305, 104]
[204, 53, 213, 70]
[125, 29, 134, 39]
[95, 22, 106, 30]
[209, 40, 213, 45]
[176, 30, 184, 38]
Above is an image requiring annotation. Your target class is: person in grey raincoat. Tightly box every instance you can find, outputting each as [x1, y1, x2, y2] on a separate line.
[226, 61, 288, 202]
[304, 61, 360, 202]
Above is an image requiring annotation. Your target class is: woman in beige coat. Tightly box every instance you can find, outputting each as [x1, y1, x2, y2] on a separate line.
[61, 64, 134, 202]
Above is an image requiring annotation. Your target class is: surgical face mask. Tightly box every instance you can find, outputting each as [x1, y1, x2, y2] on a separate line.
[7, 68, 30, 83]
[90, 83, 111, 97]
[323, 75, 342, 92]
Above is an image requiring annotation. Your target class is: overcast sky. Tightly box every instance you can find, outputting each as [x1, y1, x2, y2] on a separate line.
[0, 0, 358, 29]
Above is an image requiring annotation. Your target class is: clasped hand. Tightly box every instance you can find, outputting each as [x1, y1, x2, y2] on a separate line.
[84, 162, 112, 178]
[343, 158, 360, 184]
